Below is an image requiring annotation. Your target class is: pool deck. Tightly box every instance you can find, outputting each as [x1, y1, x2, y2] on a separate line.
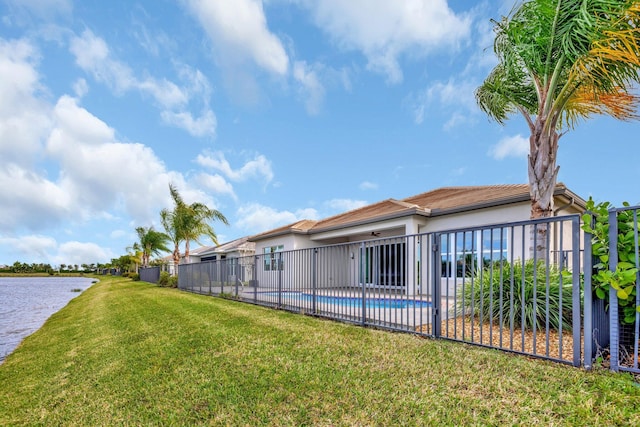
[184, 284, 457, 330]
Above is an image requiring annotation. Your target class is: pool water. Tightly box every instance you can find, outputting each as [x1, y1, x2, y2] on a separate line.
[263, 292, 431, 309]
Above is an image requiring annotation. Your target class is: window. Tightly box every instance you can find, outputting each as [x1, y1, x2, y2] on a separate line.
[440, 229, 509, 277]
[263, 245, 284, 271]
[360, 243, 406, 286]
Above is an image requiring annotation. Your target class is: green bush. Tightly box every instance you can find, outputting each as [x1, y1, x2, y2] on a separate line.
[582, 198, 640, 324]
[168, 276, 178, 288]
[458, 259, 574, 331]
[158, 271, 170, 287]
[130, 273, 140, 281]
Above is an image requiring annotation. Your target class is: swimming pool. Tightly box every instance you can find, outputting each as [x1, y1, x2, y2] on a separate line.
[262, 292, 431, 309]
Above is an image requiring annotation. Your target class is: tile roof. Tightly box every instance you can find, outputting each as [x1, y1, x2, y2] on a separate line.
[209, 236, 255, 253]
[248, 219, 318, 240]
[312, 199, 426, 231]
[248, 183, 585, 241]
[401, 184, 532, 212]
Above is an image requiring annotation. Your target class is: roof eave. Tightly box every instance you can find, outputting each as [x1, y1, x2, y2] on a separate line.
[429, 186, 587, 217]
[309, 207, 431, 235]
[248, 228, 310, 242]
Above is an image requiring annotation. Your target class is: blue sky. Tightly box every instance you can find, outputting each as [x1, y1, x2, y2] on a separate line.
[0, 0, 638, 267]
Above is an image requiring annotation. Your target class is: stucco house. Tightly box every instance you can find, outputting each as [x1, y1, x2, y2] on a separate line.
[163, 236, 256, 276]
[249, 183, 585, 250]
[247, 184, 586, 294]
[187, 236, 255, 263]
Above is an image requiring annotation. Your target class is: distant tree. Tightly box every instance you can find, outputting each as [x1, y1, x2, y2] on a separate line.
[12, 261, 25, 273]
[125, 244, 143, 273]
[161, 183, 228, 272]
[134, 226, 170, 268]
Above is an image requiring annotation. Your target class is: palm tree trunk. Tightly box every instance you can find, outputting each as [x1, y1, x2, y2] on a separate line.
[528, 122, 560, 260]
[172, 245, 180, 277]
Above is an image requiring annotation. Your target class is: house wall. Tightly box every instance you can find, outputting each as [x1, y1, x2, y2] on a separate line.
[419, 203, 530, 233]
[311, 216, 425, 243]
[249, 198, 584, 292]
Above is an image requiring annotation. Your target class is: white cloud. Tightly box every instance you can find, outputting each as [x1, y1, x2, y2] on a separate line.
[0, 164, 71, 231]
[298, 0, 471, 83]
[0, 38, 52, 167]
[443, 112, 475, 132]
[4, 0, 72, 20]
[410, 78, 478, 127]
[73, 78, 89, 98]
[182, 0, 289, 76]
[325, 199, 368, 212]
[55, 241, 111, 266]
[196, 151, 274, 184]
[359, 181, 378, 190]
[236, 203, 319, 233]
[196, 173, 237, 200]
[293, 60, 325, 115]
[161, 110, 217, 138]
[0, 235, 57, 260]
[69, 29, 216, 137]
[489, 134, 529, 160]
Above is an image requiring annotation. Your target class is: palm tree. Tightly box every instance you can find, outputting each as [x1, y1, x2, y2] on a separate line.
[134, 226, 170, 268]
[125, 243, 143, 273]
[476, 0, 640, 222]
[160, 183, 229, 272]
[160, 206, 183, 275]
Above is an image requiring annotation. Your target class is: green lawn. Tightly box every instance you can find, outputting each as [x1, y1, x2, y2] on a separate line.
[1, 276, 639, 426]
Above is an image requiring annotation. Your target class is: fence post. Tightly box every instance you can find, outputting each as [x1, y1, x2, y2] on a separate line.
[221, 260, 226, 294]
[361, 242, 366, 326]
[208, 262, 212, 295]
[253, 256, 258, 303]
[609, 208, 620, 372]
[234, 259, 239, 298]
[312, 248, 318, 315]
[278, 252, 283, 309]
[571, 216, 582, 367]
[432, 234, 441, 338]
[583, 225, 593, 370]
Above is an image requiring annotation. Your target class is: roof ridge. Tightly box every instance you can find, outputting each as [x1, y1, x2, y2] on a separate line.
[401, 184, 529, 203]
[311, 198, 396, 225]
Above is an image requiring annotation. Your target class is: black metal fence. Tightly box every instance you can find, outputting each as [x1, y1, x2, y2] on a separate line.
[179, 215, 594, 367]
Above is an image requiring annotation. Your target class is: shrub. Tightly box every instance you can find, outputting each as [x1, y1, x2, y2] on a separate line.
[168, 276, 178, 288]
[458, 259, 574, 331]
[158, 271, 170, 287]
[582, 198, 640, 324]
[130, 273, 140, 281]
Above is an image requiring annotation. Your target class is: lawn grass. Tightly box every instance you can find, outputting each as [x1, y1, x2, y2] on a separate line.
[1, 276, 639, 426]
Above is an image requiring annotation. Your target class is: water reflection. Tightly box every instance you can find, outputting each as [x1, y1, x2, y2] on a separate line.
[0, 277, 96, 362]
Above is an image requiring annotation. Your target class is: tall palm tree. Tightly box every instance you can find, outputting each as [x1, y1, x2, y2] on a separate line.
[161, 200, 184, 274]
[476, 0, 640, 222]
[180, 202, 229, 264]
[135, 226, 171, 268]
[160, 183, 229, 272]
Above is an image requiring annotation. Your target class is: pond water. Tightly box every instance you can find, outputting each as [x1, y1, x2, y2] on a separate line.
[0, 277, 96, 363]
